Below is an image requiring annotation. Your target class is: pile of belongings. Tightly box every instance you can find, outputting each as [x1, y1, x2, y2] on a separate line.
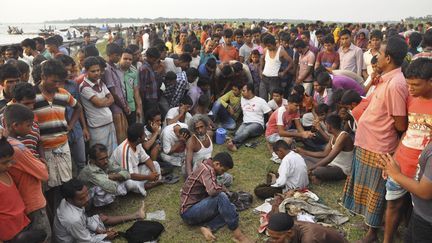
[255, 189, 349, 233]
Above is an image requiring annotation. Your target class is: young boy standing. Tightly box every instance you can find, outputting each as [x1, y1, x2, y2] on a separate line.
[33, 59, 82, 218]
[3, 104, 51, 241]
[383, 58, 432, 243]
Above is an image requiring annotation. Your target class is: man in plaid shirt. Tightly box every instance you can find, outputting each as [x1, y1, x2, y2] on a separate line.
[139, 47, 161, 113]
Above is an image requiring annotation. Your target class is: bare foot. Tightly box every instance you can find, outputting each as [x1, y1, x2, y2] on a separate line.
[354, 228, 378, 243]
[232, 228, 253, 243]
[135, 201, 146, 219]
[226, 139, 237, 152]
[200, 227, 216, 241]
[310, 175, 321, 185]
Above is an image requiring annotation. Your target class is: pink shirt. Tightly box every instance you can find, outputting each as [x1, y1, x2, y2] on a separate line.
[355, 68, 408, 153]
[298, 50, 315, 82]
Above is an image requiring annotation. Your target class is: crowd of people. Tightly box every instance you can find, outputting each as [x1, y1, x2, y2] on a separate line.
[0, 19, 431, 243]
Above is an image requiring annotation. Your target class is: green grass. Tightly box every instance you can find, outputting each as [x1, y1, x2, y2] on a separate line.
[93, 136, 405, 243]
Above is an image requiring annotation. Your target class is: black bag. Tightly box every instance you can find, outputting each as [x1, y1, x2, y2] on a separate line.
[227, 191, 253, 211]
[119, 220, 164, 243]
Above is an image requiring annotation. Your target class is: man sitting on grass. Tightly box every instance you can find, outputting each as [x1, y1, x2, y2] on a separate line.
[111, 123, 163, 197]
[297, 114, 354, 184]
[53, 179, 146, 243]
[180, 152, 252, 243]
[78, 144, 131, 207]
[254, 140, 308, 200]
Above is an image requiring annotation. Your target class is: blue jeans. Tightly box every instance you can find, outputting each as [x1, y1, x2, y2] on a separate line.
[181, 192, 239, 232]
[233, 122, 264, 146]
[211, 101, 236, 130]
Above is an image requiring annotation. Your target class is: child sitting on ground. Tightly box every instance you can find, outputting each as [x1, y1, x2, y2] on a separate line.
[267, 88, 288, 111]
[254, 140, 308, 199]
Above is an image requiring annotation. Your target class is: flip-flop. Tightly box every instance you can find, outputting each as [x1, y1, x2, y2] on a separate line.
[162, 174, 180, 184]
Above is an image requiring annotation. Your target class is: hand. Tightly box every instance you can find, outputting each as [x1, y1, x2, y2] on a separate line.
[180, 131, 191, 141]
[295, 147, 304, 154]
[104, 229, 118, 240]
[278, 71, 284, 78]
[180, 105, 188, 115]
[0, 127, 7, 139]
[312, 119, 321, 129]
[83, 128, 90, 142]
[151, 122, 161, 135]
[301, 131, 315, 139]
[136, 109, 143, 123]
[124, 106, 131, 115]
[228, 106, 235, 116]
[379, 153, 401, 178]
[66, 124, 73, 132]
[108, 173, 123, 181]
[149, 171, 160, 181]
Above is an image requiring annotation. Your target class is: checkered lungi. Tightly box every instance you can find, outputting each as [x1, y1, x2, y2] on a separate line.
[342, 146, 386, 227]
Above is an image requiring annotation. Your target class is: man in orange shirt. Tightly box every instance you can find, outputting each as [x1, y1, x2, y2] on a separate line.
[3, 104, 50, 241]
[213, 29, 239, 63]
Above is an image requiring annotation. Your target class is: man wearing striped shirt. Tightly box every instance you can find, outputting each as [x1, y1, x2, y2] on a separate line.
[33, 59, 82, 215]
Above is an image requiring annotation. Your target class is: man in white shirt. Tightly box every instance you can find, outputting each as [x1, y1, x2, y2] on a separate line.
[80, 57, 117, 155]
[160, 122, 190, 166]
[254, 140, 309, 199]
[227, 83, 272, 151]
[53, 179, 146, 243]
[111, 123, 162, 197]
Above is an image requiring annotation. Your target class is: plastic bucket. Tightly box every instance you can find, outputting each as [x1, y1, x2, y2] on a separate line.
[215, 128, 227, 145]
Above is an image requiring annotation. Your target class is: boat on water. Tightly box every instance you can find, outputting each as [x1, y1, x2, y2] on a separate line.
[7, 26, 23, 35]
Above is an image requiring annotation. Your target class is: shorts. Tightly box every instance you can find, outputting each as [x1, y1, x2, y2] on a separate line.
[385, 176, 407, 201]
[266, 133, 283, 144]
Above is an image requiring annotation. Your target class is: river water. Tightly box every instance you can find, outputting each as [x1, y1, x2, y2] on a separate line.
[0, 22, 147, 45]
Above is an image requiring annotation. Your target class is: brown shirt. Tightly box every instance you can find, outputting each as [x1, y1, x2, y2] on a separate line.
[291, 222, 347, 243]
[180, 159, 223, 214]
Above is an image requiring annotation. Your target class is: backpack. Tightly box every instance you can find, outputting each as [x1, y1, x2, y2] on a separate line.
[119, 220, 164, 243]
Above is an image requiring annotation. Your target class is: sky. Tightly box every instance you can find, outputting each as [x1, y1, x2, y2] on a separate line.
[1, 0, 431, 23]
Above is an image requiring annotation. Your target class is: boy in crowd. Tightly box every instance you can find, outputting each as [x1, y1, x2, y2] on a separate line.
[383, 58, 432, 243]
[227, 83, 272, 151]
[294, 39, 315, 95]
[80, 57, 117, 155]
[78, 144, 130, 207]
[3, 104, 51, 241]
[338, 29, 364, 76]
[143, 109, 162, 161]
[267, 88, 288, 111]
[111, 123, 162, 197]
[1, 82, 44, 159]
[213, 29, 239, 62]
[298, 114, 354, 184]
[314, 35, 339, 71]
[362, 30, 383, 80]
[254, 140, 308, 199]
[33, 59, 82, 218]
[0, 63, 20, 112]
[180, 152, 251, 243]
[239, 29, 257, 63]
[160, 122, 190, 167]
[210, 81, 243, 130]
[55, 55, 89, 174]
[119, 48, 143, 124]
[265, 95, 314, 161]
[104, 43, 130, 144]
[165, 96, 193, 126]
[0, 137, 46, 243]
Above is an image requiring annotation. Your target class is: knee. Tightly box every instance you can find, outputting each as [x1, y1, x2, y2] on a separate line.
[387, 198, 404, 211]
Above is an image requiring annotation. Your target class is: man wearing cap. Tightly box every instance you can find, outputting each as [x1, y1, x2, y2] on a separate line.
[267, 213, 347, 243]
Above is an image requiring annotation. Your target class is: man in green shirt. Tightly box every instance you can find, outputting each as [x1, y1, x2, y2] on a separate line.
[210, 81, 243, 130]
[78, 144, 130, 207]
[119, 48, 143, 125]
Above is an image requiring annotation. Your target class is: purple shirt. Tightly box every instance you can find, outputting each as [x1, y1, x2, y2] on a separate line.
[331, 74, 365, 96]
[104, 63, 128, 114]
